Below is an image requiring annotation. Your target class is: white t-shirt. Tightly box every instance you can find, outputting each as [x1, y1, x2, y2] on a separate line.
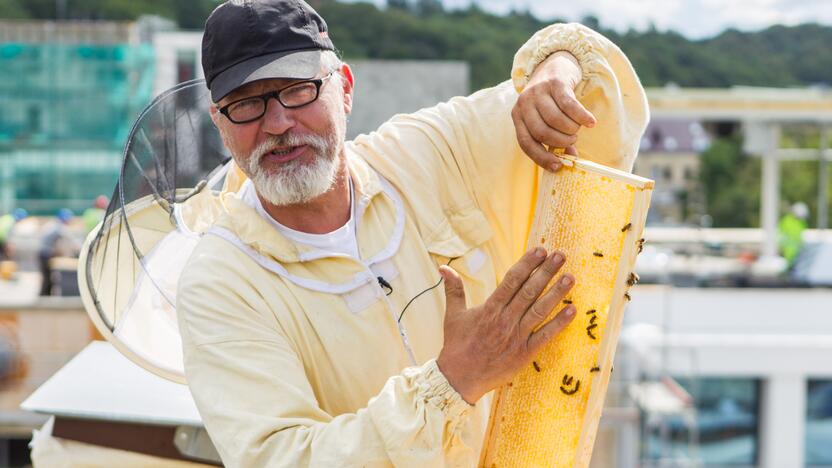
[239, 179, 360, 259]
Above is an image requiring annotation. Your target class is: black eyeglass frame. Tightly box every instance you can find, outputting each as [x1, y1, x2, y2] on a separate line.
[217, 72, 335, 124]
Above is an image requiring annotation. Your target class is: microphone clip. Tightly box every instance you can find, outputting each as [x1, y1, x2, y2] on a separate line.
[377, 276, 393, 296]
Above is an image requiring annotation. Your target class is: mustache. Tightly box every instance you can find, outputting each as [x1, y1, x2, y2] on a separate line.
[250, 132, 329, 162]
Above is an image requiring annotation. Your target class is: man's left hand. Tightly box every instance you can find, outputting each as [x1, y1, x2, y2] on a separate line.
[511, 51, 597, 172]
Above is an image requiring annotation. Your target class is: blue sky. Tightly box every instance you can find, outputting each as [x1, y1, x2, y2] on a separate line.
[345, 0, 832, 38]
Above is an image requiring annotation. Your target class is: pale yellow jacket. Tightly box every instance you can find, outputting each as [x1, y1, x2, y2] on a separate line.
[177, 23, 648, 467]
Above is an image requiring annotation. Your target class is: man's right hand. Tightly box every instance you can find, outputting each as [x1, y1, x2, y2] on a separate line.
[436, 247, 576, 404]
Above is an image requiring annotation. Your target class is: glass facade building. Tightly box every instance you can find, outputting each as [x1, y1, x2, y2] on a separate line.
[0, 24, 154, 215]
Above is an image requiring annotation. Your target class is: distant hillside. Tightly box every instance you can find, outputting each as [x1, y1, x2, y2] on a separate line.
[2, 0, 830, 90]
[612, 23, 832, 88]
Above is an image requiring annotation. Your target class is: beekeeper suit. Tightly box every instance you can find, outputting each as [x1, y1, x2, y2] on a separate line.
[174, 2, 647, 463]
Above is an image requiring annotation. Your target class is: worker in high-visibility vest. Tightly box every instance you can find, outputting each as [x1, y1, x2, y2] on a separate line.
[779, 202, 809, 266]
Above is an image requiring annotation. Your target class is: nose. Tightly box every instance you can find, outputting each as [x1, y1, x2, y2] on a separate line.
[260, 96, 296, 135]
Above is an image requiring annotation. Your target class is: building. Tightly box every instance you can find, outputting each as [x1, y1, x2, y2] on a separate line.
[1, 23, 468, 216]
[0, 20, 156, 215]
[633, 118, 709, 225]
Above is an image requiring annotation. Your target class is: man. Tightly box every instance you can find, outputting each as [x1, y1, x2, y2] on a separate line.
[178, 0, 648, 466]
[779, 201, 809, 266]
[82, 195, 109, 234]
[38, 208, 76, 296]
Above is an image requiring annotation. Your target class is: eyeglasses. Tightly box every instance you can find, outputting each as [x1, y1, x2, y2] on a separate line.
[217, 72, 334, 124]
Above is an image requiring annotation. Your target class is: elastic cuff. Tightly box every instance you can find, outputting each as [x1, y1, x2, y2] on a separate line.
[409, 359, 472, 423]
[512, 23, 599, 93]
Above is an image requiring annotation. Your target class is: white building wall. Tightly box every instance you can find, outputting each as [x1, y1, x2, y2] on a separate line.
[626, 286, 832, 467]
[152, 32, 204, 97]
[347, 60, 468, 138]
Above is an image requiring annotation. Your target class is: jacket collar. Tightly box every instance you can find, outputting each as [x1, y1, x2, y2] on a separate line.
[213, 150, 395, 265]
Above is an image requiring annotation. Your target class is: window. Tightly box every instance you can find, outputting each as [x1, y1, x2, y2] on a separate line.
[642, 378, 760, 466]
[651, 165, 666, 182]
[176, 50, 197, 84]
[27, 105, 41, 133]
[807, 380, 832, 465]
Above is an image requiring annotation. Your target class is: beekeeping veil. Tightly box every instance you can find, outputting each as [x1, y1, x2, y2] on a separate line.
[79, 79, 243, 383]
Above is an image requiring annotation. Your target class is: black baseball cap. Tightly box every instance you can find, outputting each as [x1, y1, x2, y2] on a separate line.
[202, 0, 336, 103]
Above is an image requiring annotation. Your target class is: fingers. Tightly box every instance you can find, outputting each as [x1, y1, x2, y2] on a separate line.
[518, 272, 575, 336]
[526, 305, 576, 353]
[439, 265, 466, 313]
[505, 251, 566, 318]
[523, 106, 578, 149]
[489, 247, 547, 308]
[537, 91, 581, 135]
[552, 84, 596, 128]
[513, 81, 596, 172]
[514, 115, 562, 172]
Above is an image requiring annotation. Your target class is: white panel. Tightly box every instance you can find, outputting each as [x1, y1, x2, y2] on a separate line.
[22, 341, 202, 427]
[760, 376, 806, 468]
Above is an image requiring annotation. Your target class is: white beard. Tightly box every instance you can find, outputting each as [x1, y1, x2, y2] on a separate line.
[243, 130, 342, 207]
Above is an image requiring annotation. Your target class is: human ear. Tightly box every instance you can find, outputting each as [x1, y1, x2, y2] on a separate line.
[340, 63, 355, 115]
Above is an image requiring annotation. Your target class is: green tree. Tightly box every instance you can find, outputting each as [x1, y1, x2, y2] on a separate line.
[415, 0, 443, 16]
[699, 136, 761, 227]
[0, 0, 29, 18]
[778, 126, 832, 228]
[387, 0, 410, 11]
[0, 0, 219, 28]
[2, 1, 830, 88]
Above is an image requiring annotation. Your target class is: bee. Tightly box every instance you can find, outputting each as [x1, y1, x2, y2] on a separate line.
[590, 366, 600, 373]
[563, 299, 573, 304]
[590, 315, 597, 325]
[627, 272, 640, 286]
[533, 361, 541, 372]
[560, 383, 580, 395]
[624, 292, 632, 301]
[621, 223, 632, 232]
[593, 252, 604, 258]
[560, 375, 581, 395]
[586, 323, 598, 339]
[586, 309, 597, 315]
